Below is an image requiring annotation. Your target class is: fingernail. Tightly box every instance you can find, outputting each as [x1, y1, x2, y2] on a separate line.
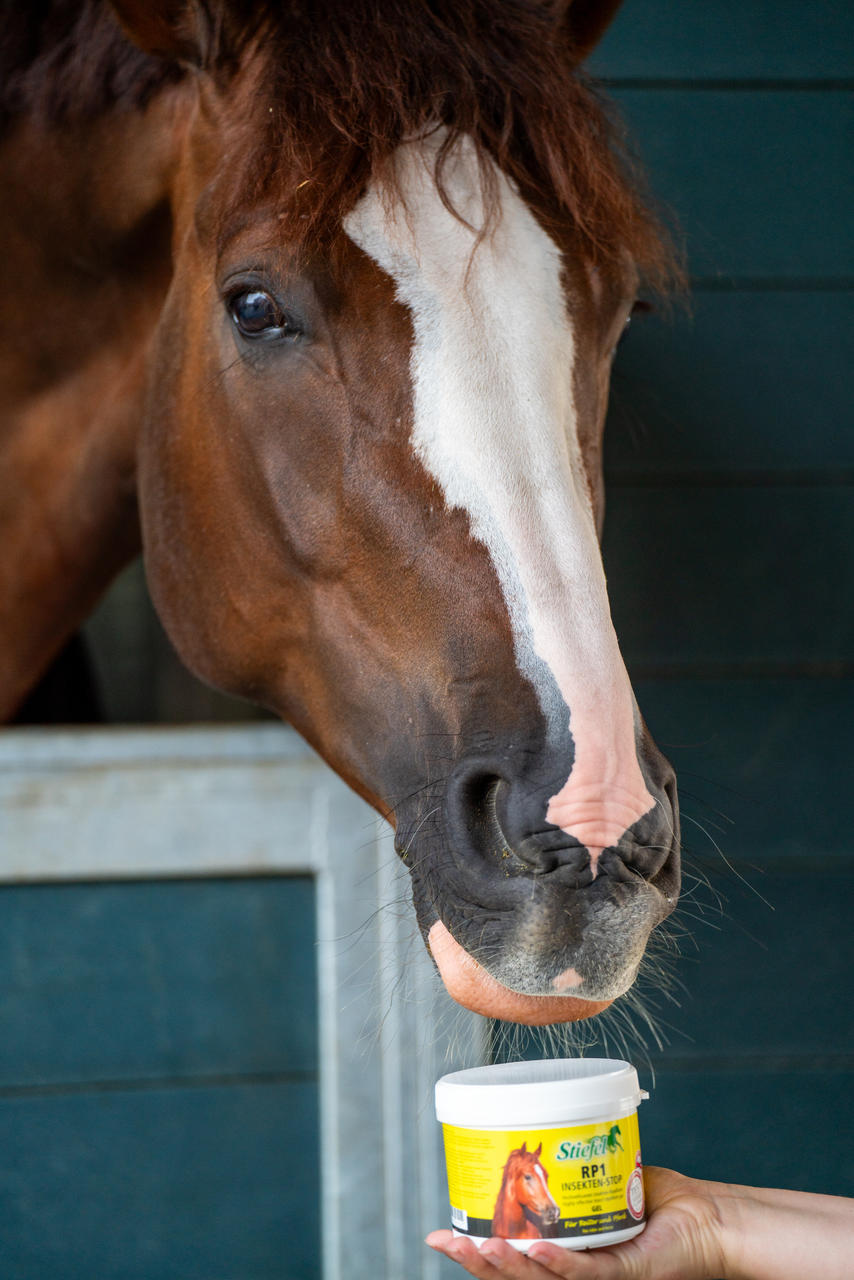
[425, 1239, 451, 1257]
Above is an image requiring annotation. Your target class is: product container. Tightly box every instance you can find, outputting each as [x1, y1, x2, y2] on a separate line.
[435, 1057, 649, 1251]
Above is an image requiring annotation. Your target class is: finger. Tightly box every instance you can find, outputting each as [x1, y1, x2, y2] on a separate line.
[425, 1232, 511, 1278]
[480, 1238, 594, 1276]
[427, 1233, 618, 1279]
[426, 1230, 457, 1248]
[527, 1241, 629, 1278]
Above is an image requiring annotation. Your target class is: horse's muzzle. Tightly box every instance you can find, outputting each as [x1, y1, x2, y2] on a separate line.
[399, 738, 680, 1019]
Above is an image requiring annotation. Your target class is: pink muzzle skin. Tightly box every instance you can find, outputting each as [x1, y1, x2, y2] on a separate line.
[428, 919, 612, 1026]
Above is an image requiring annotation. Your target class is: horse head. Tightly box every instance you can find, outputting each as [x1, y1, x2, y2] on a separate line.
[112, 0, 680, 1024]
[500, 1143, 560, 1228]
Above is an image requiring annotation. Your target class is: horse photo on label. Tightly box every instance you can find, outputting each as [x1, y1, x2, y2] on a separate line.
[492, 1143, 560, 1241]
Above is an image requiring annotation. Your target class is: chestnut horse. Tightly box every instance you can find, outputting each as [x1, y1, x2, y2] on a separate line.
[492, 1143, 560, 1240]
[0, 0, 680, 1025]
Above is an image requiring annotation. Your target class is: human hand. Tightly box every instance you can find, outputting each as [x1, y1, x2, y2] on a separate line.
[426, 1166, 728, 1279]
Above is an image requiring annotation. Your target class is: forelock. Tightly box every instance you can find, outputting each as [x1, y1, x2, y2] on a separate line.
[219, 0, 677, 289]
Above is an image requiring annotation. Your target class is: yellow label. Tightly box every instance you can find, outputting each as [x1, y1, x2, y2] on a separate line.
[442, 1112, 644, 1241]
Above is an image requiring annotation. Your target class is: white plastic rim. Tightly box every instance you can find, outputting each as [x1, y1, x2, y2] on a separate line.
[455, 1222, 647, 1252]
[435, 1057, 648, 1128]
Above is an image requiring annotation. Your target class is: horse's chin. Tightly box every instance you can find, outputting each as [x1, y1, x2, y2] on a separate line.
[427, 920, 612, 1026]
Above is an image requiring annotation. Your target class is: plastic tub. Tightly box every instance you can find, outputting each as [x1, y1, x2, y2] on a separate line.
[435, 1058, 649, 1251]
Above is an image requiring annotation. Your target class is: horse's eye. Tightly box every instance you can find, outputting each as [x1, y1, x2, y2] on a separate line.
[229, 289, 296, 339]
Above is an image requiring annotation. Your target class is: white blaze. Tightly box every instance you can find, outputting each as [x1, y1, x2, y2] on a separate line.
[344, 134, 655, 862]
[534, 1162, 552, 1200]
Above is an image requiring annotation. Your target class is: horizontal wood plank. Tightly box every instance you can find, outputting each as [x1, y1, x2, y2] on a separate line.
[0, 1081, 320, 1280]
[639, 1070, 854, 1196]
[645, 868, 854, 1059]
[635, 678, 854, 865]
[603, 487, 854, 667]
[610, 90, 854, 279]
[590, 0, 854, 81]
[605, 292, 854, 476]
[0, 878, 317, 1086]
[0, 725, 340, 880]
[0, 723, 309, 766]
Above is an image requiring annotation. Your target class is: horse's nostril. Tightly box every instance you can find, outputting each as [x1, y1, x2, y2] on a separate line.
[446, 754, 680, 895]
[447, 763, 592, 878]
[445, 767, 516, 866]
[451, 766, 497, 815]
[460, 771, 503, 835]
[474, 776, 586, 876]
[477, 776, 533, 873]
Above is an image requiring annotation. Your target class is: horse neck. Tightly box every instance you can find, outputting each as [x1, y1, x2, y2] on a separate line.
[0, 88, 187, 717]
[493, 1170, 527, 1235]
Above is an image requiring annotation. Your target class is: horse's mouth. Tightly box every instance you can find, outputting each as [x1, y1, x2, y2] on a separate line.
[427, 919, 612, 1026]
[541, 1205, 560, 1225]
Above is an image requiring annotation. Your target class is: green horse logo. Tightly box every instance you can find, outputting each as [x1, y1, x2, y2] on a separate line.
[555, 1123, 628, 1162]
[606, 1124, 624, 1153]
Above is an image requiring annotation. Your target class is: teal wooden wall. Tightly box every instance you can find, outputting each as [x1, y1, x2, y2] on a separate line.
[0, 878, 320, 1279]
[591, 0, 853, 1197]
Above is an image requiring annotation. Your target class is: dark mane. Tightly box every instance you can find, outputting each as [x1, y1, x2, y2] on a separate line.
[0, 1, 181, 130]
[1, 0, 677, 286]
[232, 0, 676, 286]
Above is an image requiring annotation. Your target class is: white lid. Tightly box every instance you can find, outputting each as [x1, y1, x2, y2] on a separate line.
[435, 1058, 648, 1128]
